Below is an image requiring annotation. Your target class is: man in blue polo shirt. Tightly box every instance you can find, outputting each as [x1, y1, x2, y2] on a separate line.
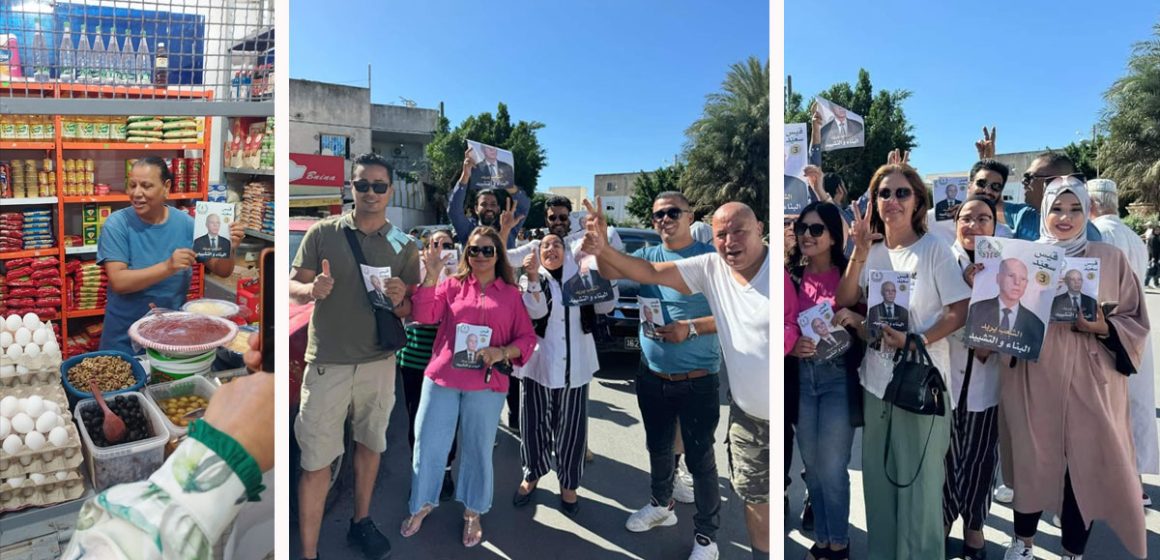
[619, 192, 723, 560]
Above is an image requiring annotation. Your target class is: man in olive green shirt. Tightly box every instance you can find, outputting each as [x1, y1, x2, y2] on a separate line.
[290, 153, 420, 560]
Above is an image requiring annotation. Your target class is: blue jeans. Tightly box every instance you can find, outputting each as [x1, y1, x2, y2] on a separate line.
[797, 358, 854, 546]
[409, 377, 506, 515]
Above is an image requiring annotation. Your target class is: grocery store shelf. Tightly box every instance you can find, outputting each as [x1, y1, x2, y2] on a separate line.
[56, 84, 214, 99]
[0, 248, 59, 259]
[232, 27, 275, 52]
[0, 81, 57, 94]
[65, 246, 98, 255]
[61, 192, 203, 203]
[67, 308, 105, 318]
[1, 141, 55, 150]
[62, 142, 206, 151]
[224, 167, 274, 176]
[245, 228, 275, 242]
[0, 197, 58, 206]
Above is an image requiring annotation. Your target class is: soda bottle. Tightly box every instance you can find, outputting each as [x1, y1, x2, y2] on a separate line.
[91, 26, 106, 84]
[105, 27, 121, 84]
[153, 29, 168, 87]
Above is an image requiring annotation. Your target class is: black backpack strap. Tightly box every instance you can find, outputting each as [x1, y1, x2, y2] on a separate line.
[957, 349, 975, 412]
[531, 275, 552, 338]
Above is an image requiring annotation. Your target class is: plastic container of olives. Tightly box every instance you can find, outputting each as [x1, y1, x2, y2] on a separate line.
[74, 392, 167, 491]
[144, 375, 218, 440]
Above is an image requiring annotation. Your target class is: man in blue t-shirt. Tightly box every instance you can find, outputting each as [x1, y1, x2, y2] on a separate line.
[614, 192, 724, 559]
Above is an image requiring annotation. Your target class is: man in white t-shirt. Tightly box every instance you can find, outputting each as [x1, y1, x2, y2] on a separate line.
[581, 198, 771, 560]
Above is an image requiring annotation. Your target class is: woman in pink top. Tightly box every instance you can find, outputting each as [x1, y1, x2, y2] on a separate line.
[402, 226, 537, 548]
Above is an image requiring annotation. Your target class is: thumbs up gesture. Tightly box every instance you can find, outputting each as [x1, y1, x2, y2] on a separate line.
[312, 259, 335, 300]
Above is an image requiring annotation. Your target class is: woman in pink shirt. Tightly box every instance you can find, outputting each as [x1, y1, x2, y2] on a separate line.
[402, 226, 537, 547]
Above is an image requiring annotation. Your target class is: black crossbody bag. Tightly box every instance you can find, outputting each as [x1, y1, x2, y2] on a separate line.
[882, 333, 947, 488]
[343, 228, 406, 353]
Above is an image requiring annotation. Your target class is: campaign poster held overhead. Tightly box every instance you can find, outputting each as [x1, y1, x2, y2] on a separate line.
[784, 123, 810, 216]
[466, 140, 515, 191]
[815, 97, 865, 151]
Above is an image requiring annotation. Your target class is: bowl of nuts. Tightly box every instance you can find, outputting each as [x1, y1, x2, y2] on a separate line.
[60, 351, 148, 407]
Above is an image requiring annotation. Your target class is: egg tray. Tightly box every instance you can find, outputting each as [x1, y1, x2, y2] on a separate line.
[0, 469, 85, 513]
[0, 384, 84, 479]
[0, 364, 62, 388]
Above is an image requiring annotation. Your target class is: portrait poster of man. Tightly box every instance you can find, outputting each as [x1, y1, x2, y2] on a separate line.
[359, 264, 395, 311]
[453, 323, 492, 370]
[866, 270, 911, 340]
[639, 296, 665, 340]
[564, 238, 615, 306]
[933, 176, 969, 221]
[466, 139, 515, 191]
[784, 123, 810, 215]
[815, 97, 865, 151]
[796, 302, 852, 362]
[964, 237, 1064, 362]
[1050, 258, 1100, 322]
[192, 201, 234, 260]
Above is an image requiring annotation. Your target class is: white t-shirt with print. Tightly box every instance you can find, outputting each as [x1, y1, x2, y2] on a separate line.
[858, 234, 972, 400]
[675, 249, 771, 420]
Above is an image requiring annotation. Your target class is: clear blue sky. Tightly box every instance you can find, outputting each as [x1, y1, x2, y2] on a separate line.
[290, 0, 769, 195]
[786, 0, 1159, 175]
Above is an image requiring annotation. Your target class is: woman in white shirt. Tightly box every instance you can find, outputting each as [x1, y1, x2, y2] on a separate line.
[942, 196, 1004, 560]
[836, 163, 971, 559]
[512, 234, 616, 515]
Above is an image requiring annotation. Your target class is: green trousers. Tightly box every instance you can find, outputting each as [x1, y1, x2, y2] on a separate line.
[862, 389, 951, 560]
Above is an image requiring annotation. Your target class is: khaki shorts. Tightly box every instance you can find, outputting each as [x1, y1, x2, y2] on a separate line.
[295, 356, 396, 472]
[727, 401, 770, 504]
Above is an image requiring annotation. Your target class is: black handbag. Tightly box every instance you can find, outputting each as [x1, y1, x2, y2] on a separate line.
[882, 333, 947, 488]
[343, 228, 407, 353]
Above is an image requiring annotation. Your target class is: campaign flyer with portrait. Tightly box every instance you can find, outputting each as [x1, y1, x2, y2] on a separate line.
[866, 270, 911, 340]
[784, 123, 810, 215]
[1050, 258, 1100, 322]
[359, 264, 395, 311]
[466, 139, 515, 191]
[933, 176, 969, 221]
[192, 201, 234, 260]
[797, 302, 852, 362]
[815, 97, 865, 151]
[453, 323, 492, 370]
[564, 238, 615, 306]
[638, 297, 665, 340]
[964, 237, 1064, 362]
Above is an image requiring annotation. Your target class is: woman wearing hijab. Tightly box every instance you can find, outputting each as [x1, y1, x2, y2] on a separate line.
[942, 196, 1003, 560]
[999, 176, 1149, 560]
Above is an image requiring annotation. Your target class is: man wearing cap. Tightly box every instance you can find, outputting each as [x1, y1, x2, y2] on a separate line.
[1088, 178, 1158, 503]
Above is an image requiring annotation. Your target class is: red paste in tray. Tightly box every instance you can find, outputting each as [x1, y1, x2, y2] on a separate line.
[137, 315, 232, 347]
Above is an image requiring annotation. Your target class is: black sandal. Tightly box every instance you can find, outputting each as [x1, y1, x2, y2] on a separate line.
[806, 544, 831, 560]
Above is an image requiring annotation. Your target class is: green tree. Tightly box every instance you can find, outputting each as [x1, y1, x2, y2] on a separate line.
[1062, 137, 1103, 186]
[680, 57, 769, 222]
[784, 69, 917, 200]
[425, 103, 548, 207]
[1098, 22, 1160, 206]
[626, 162, 685, 225]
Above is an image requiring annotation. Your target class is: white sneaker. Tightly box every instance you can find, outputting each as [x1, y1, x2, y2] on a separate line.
[1144, 492, 1152, 507]
[1003, 538, 1033, 560]
[673, 465, 695, 504]
[626, 502, 678, 532]
[993, 484, 1014, 504]
[688, 537, 719, 560]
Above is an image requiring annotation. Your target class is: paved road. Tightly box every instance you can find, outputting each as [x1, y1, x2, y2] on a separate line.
[292, 356, 757, 559]
[784, 290, 1160, 559]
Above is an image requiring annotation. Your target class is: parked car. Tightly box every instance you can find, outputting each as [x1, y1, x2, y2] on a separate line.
[593, 227, 662, 373]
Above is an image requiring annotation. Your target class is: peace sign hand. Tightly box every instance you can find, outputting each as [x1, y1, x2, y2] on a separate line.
[849, 201, 883, 259]
[499, 197, 524, 234]
[975, 126, 997, 159]
[887, 149, 910, 166]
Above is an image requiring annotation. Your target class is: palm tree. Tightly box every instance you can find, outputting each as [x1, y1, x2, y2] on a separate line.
[1099, 22, 1160, 206]
[680, 56, 770, 223]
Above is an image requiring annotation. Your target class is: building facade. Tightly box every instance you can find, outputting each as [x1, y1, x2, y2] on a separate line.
[593, 172, 644, 226]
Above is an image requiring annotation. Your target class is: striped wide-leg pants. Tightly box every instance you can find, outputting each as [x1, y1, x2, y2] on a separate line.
[520, 378, 589, 490]
[942, 404, 1000, 530]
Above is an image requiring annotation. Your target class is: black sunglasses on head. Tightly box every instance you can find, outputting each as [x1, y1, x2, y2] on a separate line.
[467, 245, 497, 258]
[651, 207, 686, 222]
[793, 223, 826, 238]
[547, 214, 570, 223]
[352, 180, 390, 194]
[876, 188, 912, 200]
[974, 178, 1004, 193]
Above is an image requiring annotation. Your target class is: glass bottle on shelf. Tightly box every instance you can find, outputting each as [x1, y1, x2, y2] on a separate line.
[75, 24, 92, 84]
[120, 27, 135, 86]
[91, 26, 106, 85]
[105, 27, 121, 84]
[31, 17, 50, 82]
[153, 27, 168, 87]
[135, 31, 151, 85]
[59, 21, 75, 83]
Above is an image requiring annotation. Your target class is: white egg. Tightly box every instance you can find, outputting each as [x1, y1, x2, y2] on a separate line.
[54, 471, 68, 481]
[32, 328, 48, 346]
[0, 396, 17, 418]
[42, 339, 59, 354]
[29, 473, 46, 485]
[36, 411, 58, 433]
[24, 342, 40, 360]
[0, 417, 9, 438]
[45, 400, 60, 415]
[48, 426, 69, 447]
[11, 412, 34, 434]
[15, 365, 28, 375]
[14, 327, 31, 346]
[56, 415, 65, 428]
[24, 430, 46, 451]
[5, 315, 23, 332]
[2, 434, 23, 454]
[0, 331, 11, 348]
[23, 396, 44, 419]
[6, 475, 25, 488]
[0, 365, 13, 378]
[21, 313, 40, 331]
[6, 344, 22, 360]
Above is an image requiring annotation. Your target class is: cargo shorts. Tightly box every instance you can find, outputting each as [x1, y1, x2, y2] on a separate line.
[726, 400, 770, 504]
[295, 356, 396, 472]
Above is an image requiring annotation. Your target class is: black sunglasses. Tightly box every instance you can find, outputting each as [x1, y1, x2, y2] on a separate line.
[876, 188, 912, 200]
[973, 178, 1004, 193]
[547, 214, 570, 223]
[352, 180, 390, 194]
[651, 207, 686, 222]
[429, 242, 455, 250]
[467, 245, 497, 258]
[792, 223, 826, 238]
